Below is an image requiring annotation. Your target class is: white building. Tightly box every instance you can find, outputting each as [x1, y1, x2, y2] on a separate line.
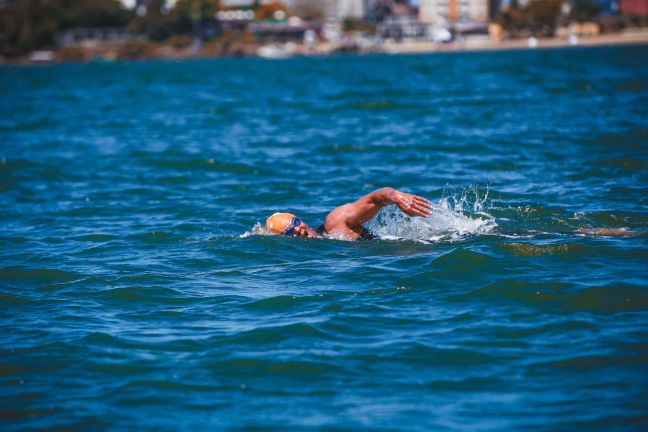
[117, 0, 179, 10]
[117, 0, 136, 8]
[419, 0, 488, 24]
[326, 0, 368, 20]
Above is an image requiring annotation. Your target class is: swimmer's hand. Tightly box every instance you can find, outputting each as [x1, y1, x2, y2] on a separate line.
[294, 224, 318, 238]
[392, 190, 432, 218]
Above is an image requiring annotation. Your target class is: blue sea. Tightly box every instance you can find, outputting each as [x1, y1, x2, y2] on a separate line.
[1, 45, 647, 430]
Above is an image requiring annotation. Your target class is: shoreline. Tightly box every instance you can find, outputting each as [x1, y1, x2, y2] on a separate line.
[3, 30, 647, 66]
[380, 29, 648, 55]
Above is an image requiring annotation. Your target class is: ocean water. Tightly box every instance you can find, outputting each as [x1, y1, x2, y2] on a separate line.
[1, 45, 647, 430]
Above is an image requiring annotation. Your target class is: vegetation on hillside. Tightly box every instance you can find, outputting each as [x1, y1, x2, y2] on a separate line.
[0, 0, 132, 56]
[0, 0, 645, 58]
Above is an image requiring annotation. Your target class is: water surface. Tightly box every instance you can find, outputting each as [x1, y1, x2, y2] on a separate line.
[1, 46, 647, 430]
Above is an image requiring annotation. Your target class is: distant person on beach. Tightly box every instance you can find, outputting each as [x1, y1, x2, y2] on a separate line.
[266, 187, 432, 240]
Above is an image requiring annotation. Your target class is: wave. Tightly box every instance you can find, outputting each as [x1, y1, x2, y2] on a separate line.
[451, 280, 648, 314]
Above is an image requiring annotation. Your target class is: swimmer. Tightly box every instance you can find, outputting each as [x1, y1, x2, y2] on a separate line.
[265, 187, 432, 241]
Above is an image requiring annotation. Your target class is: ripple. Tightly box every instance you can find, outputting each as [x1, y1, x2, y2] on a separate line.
[94, 287, 198, 305]
[243, 294, 325, 311]
[69, 234, 118, 242]
[0, 266, 82, 284]
[345, 100, 396, 111]
[497, 242, 588, 256]
[426, 376, 503, 391]
[207, 358, 333, 376]
[1, 46, 647, 431]
[222, 322, 330, 345]
[530, 353, 648, 371]
[395, 343, 496, 366]
[461, 280, 648, 313]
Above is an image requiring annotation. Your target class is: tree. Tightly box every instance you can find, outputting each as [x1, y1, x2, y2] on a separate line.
[59, 0, 133, 29]
[128, 0, 175, 40]
[525, 0, 563, 33]
[569, 0, 599, 22]
[255, 1, 287, 21]
[126, 0, 218, 41]
[496, 0, 565, 37]
[0, 0, 132, 56]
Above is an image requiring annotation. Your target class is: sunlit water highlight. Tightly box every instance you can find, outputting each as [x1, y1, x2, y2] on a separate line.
[366, 188, 496, 242]
[1, 46, 647, 430]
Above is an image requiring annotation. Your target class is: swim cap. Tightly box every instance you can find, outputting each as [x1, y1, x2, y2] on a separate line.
[266, 212, 297, 234]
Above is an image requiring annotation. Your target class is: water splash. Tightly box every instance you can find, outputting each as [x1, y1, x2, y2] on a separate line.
[441, 183, 491, 213]
[241, 222, 268, 238]
[366, 186, 496, 243]
[244, 187, 497, 242]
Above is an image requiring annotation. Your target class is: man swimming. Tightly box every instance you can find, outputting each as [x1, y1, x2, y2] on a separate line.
[265, 187, 432, 240]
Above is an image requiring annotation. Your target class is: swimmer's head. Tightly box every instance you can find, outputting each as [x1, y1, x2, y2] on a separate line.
[266, 212, 317, 238]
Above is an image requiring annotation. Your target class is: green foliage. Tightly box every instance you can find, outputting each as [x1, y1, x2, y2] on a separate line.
[128, 0, 215, 41]
[0, 0, 132, 56]
[174, 0, 216, 24]
[58, 0, 132, 29]
[0, 0, 220, 56]
[569, 0, 600, 22]
[128, 0, 175, 41]
[496, 0, 565, 37]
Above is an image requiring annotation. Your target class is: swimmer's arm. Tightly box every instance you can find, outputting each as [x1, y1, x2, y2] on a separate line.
[340, 188, 432, 229]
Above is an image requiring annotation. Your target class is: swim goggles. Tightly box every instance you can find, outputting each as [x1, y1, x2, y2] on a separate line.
[282, 217, 302, 236]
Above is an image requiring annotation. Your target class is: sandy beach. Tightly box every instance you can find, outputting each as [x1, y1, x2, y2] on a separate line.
[379, 29, 648, 55]
[4, 28, 647, 65]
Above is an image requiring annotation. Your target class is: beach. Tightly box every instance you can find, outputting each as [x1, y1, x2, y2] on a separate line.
[8, 29, 648, 64]
[379, 29, 648, 54]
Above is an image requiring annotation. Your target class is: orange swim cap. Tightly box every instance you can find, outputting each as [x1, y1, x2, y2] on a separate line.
[266, 212, 297, 234]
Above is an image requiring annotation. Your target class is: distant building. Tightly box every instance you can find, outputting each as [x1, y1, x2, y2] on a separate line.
[378, 15, 429, 40]
[57, 27, 133, 46]
[619, 0, 648, 15]
[376, 1, 430, 40]
[250, 21, 313, 43]
[327, 0, 369, 20]
[117, 0, 179, 10]
[419, 0, 489, 25]
[216, 9, 255, 32]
